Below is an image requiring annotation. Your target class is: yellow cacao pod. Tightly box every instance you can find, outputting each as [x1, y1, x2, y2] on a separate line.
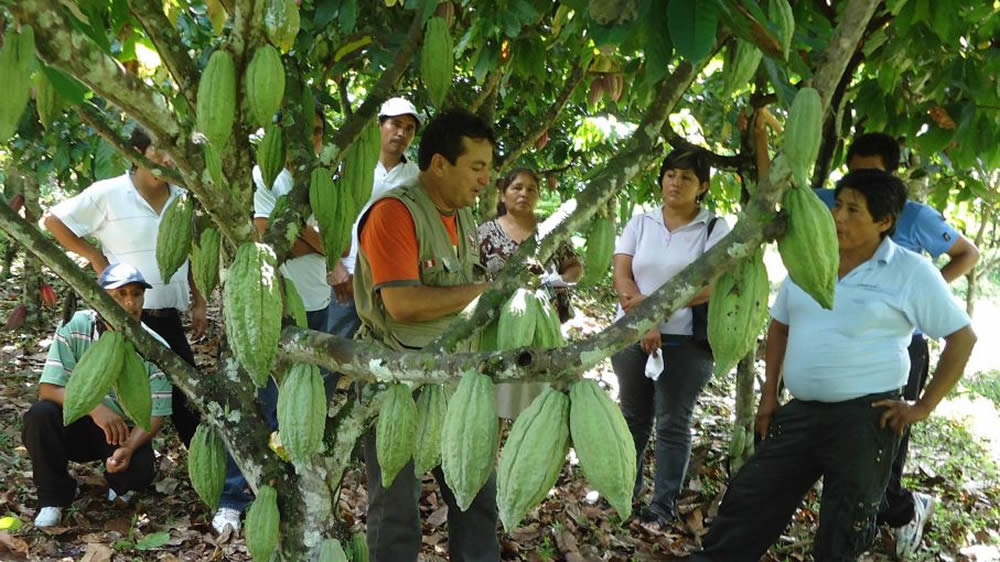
[784, 87, 822, 187]
[0, 26, 34, 143]
[223, 243, 284, 385]
[318, 538, 348, 562]
[156, 194, 194, 284]
[722, 40, 763, 98]
[568, 379, 636, 520]
[420, 17, 453, 108]
[441, 372, 498, 511]
[777, 185, 838, 309]
[114, 342, 153, 432]
[196, 50, 236, 149]
[376, 383, 417, 488]
[413, 384, 449, 476]
[277, 363, 326, 463]
[257, 125, 286, 191]
[245, 45, 285, 127]
[63, 331, 127, 426]
[191, 227, 221, 297]
[497, 289, 538, 350]
[708, 248, 769, 376]
[496, 387, 570, 530]
[264, 0, 300, 53]
[769, 0, 795, 60]
[188, 424, 227, 511]
[580, 212, 615, 287]
[245, 484, 280, 562]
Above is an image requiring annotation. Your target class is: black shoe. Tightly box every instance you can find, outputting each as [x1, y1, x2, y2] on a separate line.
[637, 505, 674, 532]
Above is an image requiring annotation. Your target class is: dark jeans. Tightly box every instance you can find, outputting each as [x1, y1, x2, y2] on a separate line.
[362, 428, 500, 562]
[219, 305, 336, 512]
[22, 400, 156, 507]
[878, 334, 930, 527]
[141, 309, 199, 447]
[692, 391, 903, 562]
[610, 336, 713, 517]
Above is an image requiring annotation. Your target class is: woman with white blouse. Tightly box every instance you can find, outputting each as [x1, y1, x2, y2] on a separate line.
[611, 148, 730, 528]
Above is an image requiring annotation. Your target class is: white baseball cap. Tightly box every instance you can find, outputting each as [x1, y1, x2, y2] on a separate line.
[378, 97, 422, 126]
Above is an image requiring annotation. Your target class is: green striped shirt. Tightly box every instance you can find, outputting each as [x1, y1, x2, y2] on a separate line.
[40, 310, 173, 418]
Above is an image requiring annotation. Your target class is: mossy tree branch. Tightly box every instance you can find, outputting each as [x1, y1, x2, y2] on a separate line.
[126, 0, 200, 111]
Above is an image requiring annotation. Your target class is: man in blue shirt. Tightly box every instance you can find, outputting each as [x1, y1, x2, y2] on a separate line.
[690, 170, 977, 561]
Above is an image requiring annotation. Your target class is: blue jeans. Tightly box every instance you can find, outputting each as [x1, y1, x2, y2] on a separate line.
[219, 303, 337, 511]
[610, 335, 713, 517]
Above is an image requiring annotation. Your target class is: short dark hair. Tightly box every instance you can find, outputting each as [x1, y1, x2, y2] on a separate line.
[658, 147, 711, 185]
[417, 109, 496, 171]
[129, 127, 152, 155]
[495, 167, 539, 216]
[834, 169, 907, 239]
[847, 133, 900, 172]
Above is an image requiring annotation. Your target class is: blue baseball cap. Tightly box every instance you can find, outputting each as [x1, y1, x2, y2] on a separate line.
[98, 263, 152, 290]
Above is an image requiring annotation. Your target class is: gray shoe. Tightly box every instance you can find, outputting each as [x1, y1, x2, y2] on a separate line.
[895, 492, 936, 558]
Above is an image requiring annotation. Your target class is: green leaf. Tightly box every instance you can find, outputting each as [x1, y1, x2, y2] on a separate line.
[340, 0, 358, 33]
[135, 531, 171, 551]
[915, 126, 954, 155]
[314, 0, 338, 28]
[667, 1, 718, 62]
[762, 58, 796, 109]
[643, 2, 672, 84]
[40, 66, 89, 105]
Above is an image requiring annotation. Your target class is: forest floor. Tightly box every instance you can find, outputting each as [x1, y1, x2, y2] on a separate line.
[1, 269, 999, 562]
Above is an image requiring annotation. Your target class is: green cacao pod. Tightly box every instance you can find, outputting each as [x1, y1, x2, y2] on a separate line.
[196, 50, 236, 149]
[245, 484, 280, 562]
[413, 384, 449, 476]
[580, 213, 615, 287]
[440, 372, 498, 511]
[257, 125, 286, 191]
[34, 69, 65, 130]
[156, 194, 194, 284]
[722, 40, 763, 98]
[347, 533, 368, 562]
[203, 143, 227, 189]
[727, 424, 748, 457]
[310, 167, 354, 269]
[376, 383, 418, 487]
[188, 424, 227, 511]
[531, 291, 564, 349]
[114, 342, 153, 432]
[277, 363, 326, 462]
[420, 17, 453, 108]
[63, 331, 127, 426]
[191, 227, 221, 297]
[0, 26, 35, 143]
[283, 278, 308, 328]
[265, 0, 300, 53]
[777, 184, 838, 309]
[223, 243, 284, 385]
[318, 538, 348, 562]
[497, 289, 538, 350]
[478, 318, 500, 352]
[783, 87, 823, 187]
[568, 379, 636, 520]
[708, 248, 769, 376]
[245, 45, 285, 127]
[769, 0, 795, 60]
[342, 119, 381, 211]
[496, 387, 570, 530]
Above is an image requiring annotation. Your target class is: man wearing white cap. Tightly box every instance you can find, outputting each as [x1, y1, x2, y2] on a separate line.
[326, 97, 422, 337]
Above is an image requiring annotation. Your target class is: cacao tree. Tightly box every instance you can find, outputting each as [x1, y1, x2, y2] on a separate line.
[1, 0, 997, 557]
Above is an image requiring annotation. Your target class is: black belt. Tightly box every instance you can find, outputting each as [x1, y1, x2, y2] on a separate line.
[143, 308, 179, 318]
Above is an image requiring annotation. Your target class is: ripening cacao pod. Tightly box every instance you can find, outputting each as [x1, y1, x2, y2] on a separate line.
[531, 291, 564, 348]
[245, 484, 280, 562]
[34, 70, 65, 130]
[496, 387, 570, 530]
[434, 1, 456, 28]
[420, 17, 453, 108]
[497, 289, 538, 350]
[8, 193, 25, 212]
[318, 538, 349, 562]
[114, 342, 153, 432]
[783, 87, 823, 187]
[191, 227, 221, 297]
[283, 278, 308, 328]
[777, 185, 838, 309]
[223, 243, 284, 386]
[769, 0, 795, 60]
[63, 331, 127, 425]
[245, 45, 285, 127]
[708, 248, 769, 376]
[156, 194, 194, 284]
[257, 125, 286, 191]
[569, 379, 636, 520]
[3, 304, 27, 332]
[40, 284, 58, 307]
[0, 26, 35, 143]
[343, 119, 380, 211]
[722, 40, 763, 97]
[534, 130, 549, 151]
[376, 383, 417, 487]
[277, 363, 326, 462]
[580, 213, 615, 287]
[265, 0, 300, 53]
[413, 384, 449, 476]
[440, 372, 498, 511]
[196, 50, 236, 149]
[188, 424, 227, 511]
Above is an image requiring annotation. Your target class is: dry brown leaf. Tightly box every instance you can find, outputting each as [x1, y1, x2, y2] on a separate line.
[80, 542, 114, 562]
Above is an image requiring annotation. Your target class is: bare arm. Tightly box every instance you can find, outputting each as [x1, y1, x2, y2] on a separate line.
[43, 215, 109, 273]
[380, 283, 488, 323]
[940, 235, 980, 283]
[612, 254, 642, 310]
[557, 258, 583, 283]
[756, 319, 789, 439]
[253, 217, 324, 258]
[39, 382, 131, 445]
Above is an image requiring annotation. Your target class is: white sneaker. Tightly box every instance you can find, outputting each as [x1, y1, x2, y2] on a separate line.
[33, 506, 62, 528]
[211, 507, 242, 535]
[896, 492, 936, 558]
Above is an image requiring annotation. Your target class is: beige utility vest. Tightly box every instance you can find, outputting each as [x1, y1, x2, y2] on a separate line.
[354, 182, 483, 351]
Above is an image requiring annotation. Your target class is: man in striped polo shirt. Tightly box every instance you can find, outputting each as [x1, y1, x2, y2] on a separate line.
[22, 263, 173, 528]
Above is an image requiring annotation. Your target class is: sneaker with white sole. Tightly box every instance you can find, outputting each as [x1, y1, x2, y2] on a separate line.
[895, 491, 936, 558]
[107, 488, 134, 506]
[212, 507, 242, 535]
[33, 506, 62, 528]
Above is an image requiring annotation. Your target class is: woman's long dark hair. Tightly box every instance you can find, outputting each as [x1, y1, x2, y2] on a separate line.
[495, 167, 540, 217]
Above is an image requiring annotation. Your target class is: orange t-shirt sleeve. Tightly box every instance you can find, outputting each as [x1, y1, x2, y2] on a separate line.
[360, 199, 420, 286]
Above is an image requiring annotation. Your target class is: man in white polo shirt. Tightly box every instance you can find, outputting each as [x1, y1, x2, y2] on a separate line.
[690, 169, 977, 561]
[44, 128, 206, 448]
[326, 97, 421, 339]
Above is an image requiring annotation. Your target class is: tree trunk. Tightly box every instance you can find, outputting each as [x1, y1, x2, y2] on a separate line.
[7, 165, 43, 326]
[965, 269, 977, 317]
[729, 345, 757, 474]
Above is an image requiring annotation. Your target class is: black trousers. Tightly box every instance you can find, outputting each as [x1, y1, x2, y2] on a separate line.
[692, 391, 902, 562]
[141, 309, 200, 447]
[22, 400, 156, 507]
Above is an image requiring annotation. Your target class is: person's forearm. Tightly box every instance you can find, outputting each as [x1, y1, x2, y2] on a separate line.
[381, 283, 487, 323]
[762, 320, 788, 400]
[299, 225, 325, 255]
[187, 267, 205, 304]
[612, 258, 641, 302]
[916, 325, 977, 413]
[44, 215, 106, 267]
[558, 262, 583, 283]
[687, 284, 713, 306]
[38, 383, 66, 405]
[940, 247, 979, 283]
